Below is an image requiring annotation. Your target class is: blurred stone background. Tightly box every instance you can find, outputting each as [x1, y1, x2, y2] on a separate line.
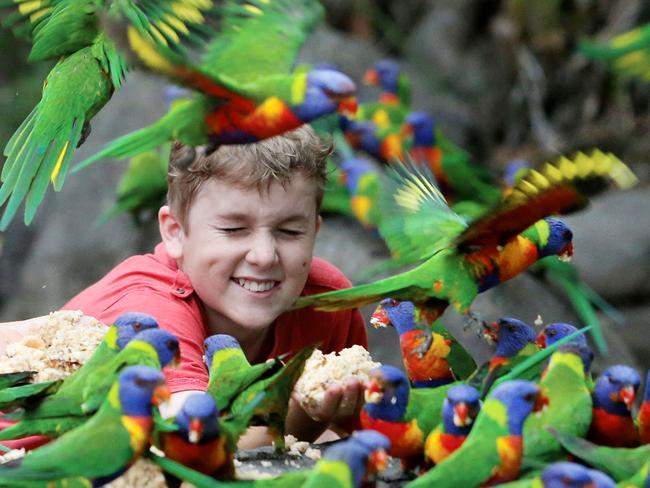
[0, 0, 649, 374]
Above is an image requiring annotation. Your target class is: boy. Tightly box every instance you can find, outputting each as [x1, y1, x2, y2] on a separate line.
[2, 126, 368, 446]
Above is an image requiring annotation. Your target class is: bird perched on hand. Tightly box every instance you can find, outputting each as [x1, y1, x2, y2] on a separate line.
[407, 380, 545, 487]
[0, 0, 214, 229]
[523, 342, 593, 463]
[0, 311, 159, 413]
[370, 298, 454, 388]
[0, 365, 169, 486]
[0, 327, 179, 441]
[74, 0, 358, 171]
[588, 365, 641, 448]
[204, 334, 313, 450]
[293, 151, 637, 327]
[423, 384, 481, 466]
[360, 364, 454, 471]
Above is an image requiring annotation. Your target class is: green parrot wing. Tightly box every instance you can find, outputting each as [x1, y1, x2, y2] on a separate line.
[199, 0, 325, 82]
[523, 351, 592, 463]
[0, 413, 89, 441]
[406, 382, 455, 436]
[578, 23, 650, 81]
[219, 391, 266, 451]
[377, 159, 468, 266]
[616, 461, 650, 488]
[302, 459, 352, 488]
[0, 401, 133, 482]
[454, 150, 637, 249]
[0, 371, 37, 390]
[0, 38, 121, 229]
[430, 321, 477, 379]
[0, 379, 62, 411]
[407, 398, 508, 487]
[550, 428, 650, 481]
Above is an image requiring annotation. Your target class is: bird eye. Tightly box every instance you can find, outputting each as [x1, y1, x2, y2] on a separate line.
[548, 329, 556, 336]
[523, 393, 535, 402]
[508, 324, 515, 331]
[133, 322, 142, 331]
[167, 339, 177, 350]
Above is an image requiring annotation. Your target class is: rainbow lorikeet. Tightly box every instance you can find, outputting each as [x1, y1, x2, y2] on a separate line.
[98, 144, 170, 226]
[0, 328, 179, 441]
[157, 391, 264, 485]
[638, 371, 650, 445]
[0, 0, 213, 229]
[370, 298, 474, 387]
[363, 59, 411, 108]
[339, 157, 382, 230]
[340, 116, 406, 165]
[470, 317, 539, 397]
[0, 365, 169, 486]
[423, 384, 481, 466]
[293, 151, 637, 324]
[203, 334, 313, 450]
[588, 365, 641, 448]
[407, 380, 545, 487]
[403, 111, 501, 209]
[0, 311, 159, 412]
[550, 428, 650, 482]
[522, 342, 593, 463]
[536, 322, 588, 349]
[578, 22, 650, 82]
[360, 364, 455, 470]
[74, 0, 358, 172]
[150, 428, 391, 488]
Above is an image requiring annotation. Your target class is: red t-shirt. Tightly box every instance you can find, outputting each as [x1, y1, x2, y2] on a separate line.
[62, 243, 367, 393]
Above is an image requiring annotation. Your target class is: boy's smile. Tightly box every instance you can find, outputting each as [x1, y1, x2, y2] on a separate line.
[161, 173, 321, 344]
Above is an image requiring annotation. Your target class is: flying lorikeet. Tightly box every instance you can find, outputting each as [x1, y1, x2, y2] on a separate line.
[0, 328, 179, 440]
[149, 428, 391, 488]
[423, 384, 481, 466]
[0, 0, 214, 229]
[550, 428, 650, 482]
[588, 365, 641, 448]
[359, 364, 455, 470]
[293, 151, 637, 326]
[407, 379, 545, 487]
[369, 298, 462, 387]
[203, 334, 313, 450]
[73, 0, 358, 172]
[470, 317, 540, 397]
[402, 111, 502, 209]
[339, 157, 382, 230]
[0, 311, 159, 412]
[0, 365, 169, 486]
[157, 391, 265, 485]
[578, 22, 650, 81]
[522, 342, 593, 463]
[98, 143, 170, 225]
[637, 370, 650, 445]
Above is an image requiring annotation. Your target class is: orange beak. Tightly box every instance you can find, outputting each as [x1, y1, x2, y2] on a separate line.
[619, 386, 636, 410]
[152, 383, 171, 406]
[188, 418, 203, 444]
[483, 321, 499, 343]
[370, 305, 390, 328]
[533, 391, 548, 413]
[363, 69, 380, 86]
[535, 332, 547, 349]
[337, 96, 358, 116]
[364, 378, 384, 404]
[368, 448, 389, 473]
[453, 402, 469, 427]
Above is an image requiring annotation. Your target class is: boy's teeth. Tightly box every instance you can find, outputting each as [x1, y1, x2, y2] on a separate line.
[236, 279, 275, 292]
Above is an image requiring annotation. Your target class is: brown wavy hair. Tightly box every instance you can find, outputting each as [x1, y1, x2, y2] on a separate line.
[167, 125, 332, 229]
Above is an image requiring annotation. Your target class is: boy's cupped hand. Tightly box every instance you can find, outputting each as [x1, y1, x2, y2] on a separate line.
[296, 378, 366, 429]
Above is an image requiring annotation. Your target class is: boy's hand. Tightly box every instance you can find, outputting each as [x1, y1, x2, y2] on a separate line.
[294, 378, 366, 432]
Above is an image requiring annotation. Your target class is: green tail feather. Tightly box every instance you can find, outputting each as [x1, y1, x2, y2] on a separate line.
[0, 380, 62, 411]
[0, 415, 87, 441]
[0, 371, 36, 390]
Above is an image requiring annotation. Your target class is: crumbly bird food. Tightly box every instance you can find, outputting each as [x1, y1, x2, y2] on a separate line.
[0, 310, 106, 382]
[293, 345, 380, 411]
[105, 458, 168, 488]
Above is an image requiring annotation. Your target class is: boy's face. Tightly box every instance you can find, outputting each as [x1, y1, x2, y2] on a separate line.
[166, 174, 320, 335]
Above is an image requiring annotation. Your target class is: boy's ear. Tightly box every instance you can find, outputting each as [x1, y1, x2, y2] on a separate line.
[159, 205, 183, 259]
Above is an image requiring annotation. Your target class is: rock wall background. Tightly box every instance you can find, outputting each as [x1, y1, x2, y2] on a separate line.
[0, 0, 649, 373]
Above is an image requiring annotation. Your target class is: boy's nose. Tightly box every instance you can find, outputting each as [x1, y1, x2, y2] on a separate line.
[245, 233, 279, 268]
